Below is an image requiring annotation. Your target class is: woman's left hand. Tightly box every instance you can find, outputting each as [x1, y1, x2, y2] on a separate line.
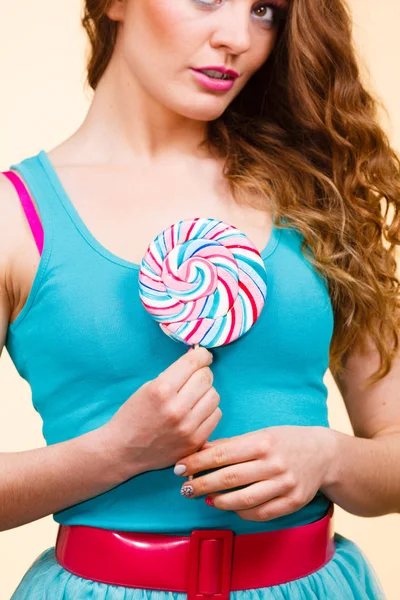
[174, 426, 336, 521]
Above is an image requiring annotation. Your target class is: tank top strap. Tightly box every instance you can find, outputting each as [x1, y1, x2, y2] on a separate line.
[6, 150, 90, 272]
[2, 169, 44, 256]
[7, 152, 65, 258]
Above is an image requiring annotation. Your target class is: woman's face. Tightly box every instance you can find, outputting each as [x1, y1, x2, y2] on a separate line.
[107, 0, 288, 121]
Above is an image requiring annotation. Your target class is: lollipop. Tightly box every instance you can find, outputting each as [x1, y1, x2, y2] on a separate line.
[138, 217, 267, 348]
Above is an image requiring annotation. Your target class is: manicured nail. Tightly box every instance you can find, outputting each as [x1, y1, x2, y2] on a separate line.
[205, 496, 214, 507]
[181, 485, 194, 498]
[174, 464, 187, 476]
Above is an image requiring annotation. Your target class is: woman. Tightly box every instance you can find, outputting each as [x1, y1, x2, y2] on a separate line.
[1, 0, 399, 597]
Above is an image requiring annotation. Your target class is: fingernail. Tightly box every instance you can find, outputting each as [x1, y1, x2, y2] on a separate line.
[205, 496, 214, 507]
[181, 485, 194, 498]
[174, 464, 187, 476]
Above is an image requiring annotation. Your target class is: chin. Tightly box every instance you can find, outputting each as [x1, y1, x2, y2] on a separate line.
[174, 97, 233, 122]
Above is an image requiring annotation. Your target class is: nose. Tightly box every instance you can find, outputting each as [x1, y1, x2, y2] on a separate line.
[209, 6, 251, 55]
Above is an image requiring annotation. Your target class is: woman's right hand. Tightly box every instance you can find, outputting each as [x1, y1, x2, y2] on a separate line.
[101, 346, 222, 476]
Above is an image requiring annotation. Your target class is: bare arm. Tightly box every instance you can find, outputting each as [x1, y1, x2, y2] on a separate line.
[0, 175, 218, 532]
[0, 426, 134, 532]
[320, 334, 400, 517]
[0, 176, 136, 532]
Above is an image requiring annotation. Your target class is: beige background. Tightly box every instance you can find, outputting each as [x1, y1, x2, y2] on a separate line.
[0, 0, 399, 598]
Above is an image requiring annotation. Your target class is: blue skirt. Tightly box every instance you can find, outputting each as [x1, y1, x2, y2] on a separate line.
[10, 533, 386, 599]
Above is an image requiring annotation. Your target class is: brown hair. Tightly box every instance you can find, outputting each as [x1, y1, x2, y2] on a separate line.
[82, 0, 400, 388]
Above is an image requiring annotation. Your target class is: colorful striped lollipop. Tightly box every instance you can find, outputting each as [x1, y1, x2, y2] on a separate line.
[138, 218, 267, 348]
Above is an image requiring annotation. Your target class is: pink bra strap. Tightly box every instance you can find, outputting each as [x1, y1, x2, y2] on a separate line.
[2, 170, 44, 256]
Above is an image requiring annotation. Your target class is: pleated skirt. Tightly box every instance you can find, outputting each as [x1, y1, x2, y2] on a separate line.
[10, 532, 386, 599]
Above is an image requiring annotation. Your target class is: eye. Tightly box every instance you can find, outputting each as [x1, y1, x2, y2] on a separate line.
[252, 3, 287, 26]
[193, 0, 287, 26]
[254, 4, 274, 23]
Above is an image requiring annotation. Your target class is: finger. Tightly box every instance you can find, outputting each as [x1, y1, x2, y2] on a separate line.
[235, 494, 303, 522]
[208, 478, 287, 512]
[186, 388, 221, 431]
[181, 460, 273, 498]
[177, 367, 214, 410]
[178, 436, 261, 475]
[158, 346, 213, 394]
[194, 408, 223, 450]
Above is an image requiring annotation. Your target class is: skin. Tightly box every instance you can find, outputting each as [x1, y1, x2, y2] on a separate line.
[7, 0, 286, 324]
[0, 0, 290, 529]
[176, 336, 400, 519]
[102, 0, 399, 521]
[1, 0, 399, 525]
[104, 0, 283, 128]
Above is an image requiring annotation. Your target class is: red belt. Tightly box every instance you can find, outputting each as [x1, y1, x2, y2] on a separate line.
[55, 503, 336, 600]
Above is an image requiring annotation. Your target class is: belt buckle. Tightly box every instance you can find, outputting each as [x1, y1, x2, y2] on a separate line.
[187, 529, 234, 600]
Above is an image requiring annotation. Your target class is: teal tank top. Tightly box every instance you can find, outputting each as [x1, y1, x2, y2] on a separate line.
[5, 150, 334, 535]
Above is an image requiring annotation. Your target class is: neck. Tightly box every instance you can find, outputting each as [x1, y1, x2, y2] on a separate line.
[74, 53, 210, 166]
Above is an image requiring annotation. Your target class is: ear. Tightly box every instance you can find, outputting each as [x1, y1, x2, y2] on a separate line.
[106, 0, 126, 22]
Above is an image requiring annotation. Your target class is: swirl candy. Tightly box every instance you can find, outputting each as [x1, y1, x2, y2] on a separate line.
[138, 217, 267, 348]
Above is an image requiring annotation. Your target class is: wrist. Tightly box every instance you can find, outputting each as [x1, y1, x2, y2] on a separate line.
[88, 425, 144, 485]
[318, 426, 340, 491]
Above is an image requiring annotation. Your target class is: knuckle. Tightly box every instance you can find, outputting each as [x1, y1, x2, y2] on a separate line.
[176, 421, 192, 438]
[200, 368, 212, 387]
[288, 491, 303, 509]
[212, 388, 220, 402]
[241, 492, 256, 509]
[196, 479, 207, 495]
[150, 380, 173, 401]
[259, 438, 271, 456]
[187, 351, 201, 368]
[213, 444, 227, 466]
[272, 458, 287, 475]
[166, 405, 184, 426]
[284, 473, 297, 491]
[222, 469, 238, 488]
[147, 380, 159, 398]
[215, 407, 223, 421]
[256, 509, 268, 522]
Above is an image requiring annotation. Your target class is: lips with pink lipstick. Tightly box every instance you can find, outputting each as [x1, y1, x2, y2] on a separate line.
[190, 65, 239, 91]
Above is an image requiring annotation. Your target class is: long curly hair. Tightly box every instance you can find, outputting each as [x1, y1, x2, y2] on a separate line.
[82, 0, 400, 388]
